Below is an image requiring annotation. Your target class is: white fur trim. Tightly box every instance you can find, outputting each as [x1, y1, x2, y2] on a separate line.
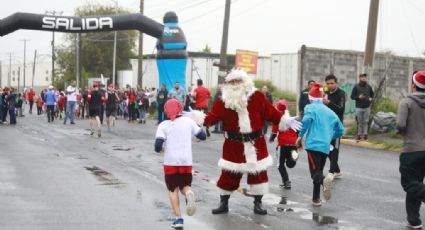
[278, 112, 289, 131]
[220, 189, 233, 195]
[218, 155, 273, 174]
[237, 107, 252, 133]
[249, 183, 269, 195]
[225, 69, 249, 82]
[186, 109, 205, 126]
[413, 74, 425, 89]
[244, 142, 257, 169]
[308, 95, 323, 101]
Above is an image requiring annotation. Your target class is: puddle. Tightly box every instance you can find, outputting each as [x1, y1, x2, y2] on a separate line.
[112, 145, 134, 151]
[300, 213, 338, 226]
[85, 166, 125, 186]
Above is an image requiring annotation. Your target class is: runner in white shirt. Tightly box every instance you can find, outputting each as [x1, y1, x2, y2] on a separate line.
[154, 98, 206, 229]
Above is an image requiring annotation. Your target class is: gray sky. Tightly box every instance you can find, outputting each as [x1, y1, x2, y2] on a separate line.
[1, 0, 424, 65]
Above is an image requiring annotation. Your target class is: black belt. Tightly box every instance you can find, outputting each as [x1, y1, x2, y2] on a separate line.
[224, 130, 263, 142]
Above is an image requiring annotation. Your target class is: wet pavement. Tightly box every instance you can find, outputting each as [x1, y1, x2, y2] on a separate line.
[0, 113, 423, 230]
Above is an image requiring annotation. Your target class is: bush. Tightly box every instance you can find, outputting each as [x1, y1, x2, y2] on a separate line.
[373, 96, 398, 113]
[254, 80, 297, 102]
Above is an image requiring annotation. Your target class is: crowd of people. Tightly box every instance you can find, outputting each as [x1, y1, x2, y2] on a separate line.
[1, 69, 424, 229]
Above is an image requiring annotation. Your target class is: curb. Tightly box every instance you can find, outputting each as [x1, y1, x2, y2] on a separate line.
[340, 138, 401, 152]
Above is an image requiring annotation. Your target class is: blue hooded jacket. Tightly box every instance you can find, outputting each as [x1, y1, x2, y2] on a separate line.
[44, 90, 56, 106]
[298, 100, 345, 155]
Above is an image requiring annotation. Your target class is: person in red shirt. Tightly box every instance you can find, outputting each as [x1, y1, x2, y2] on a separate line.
[192, 79, 211, 111]
[36, 94, 44, 115]
[269, 100, 300, 189]
[58, 92, 66, 119]
[192, 79, 211, 136]
[128, 88, 137, 123]
[27, 87, 36, 114]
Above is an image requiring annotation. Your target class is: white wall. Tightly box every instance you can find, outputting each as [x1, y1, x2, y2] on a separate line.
[1, 61, 52, 90]
[270, 53, 299, 94]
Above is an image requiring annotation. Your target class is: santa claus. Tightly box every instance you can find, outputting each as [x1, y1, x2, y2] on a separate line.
[204, 69, 301, 215]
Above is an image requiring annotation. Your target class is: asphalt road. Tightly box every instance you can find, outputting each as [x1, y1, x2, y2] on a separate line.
[0, 112, 423, 230]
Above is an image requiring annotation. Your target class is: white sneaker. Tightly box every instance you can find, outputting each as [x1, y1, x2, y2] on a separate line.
[291, 150, 299, 161]
[406, 223, 423, 229]
[333, 172, 342, 179]
[186, 190, 196, 216]
[323, 173, 334, 201]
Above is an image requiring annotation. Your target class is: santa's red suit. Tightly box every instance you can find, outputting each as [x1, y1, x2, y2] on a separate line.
[205, 89, 282, 195]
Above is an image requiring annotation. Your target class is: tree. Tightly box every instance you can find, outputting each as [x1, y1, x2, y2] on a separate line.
[202, 44, 212, 53]
[55, 3, 137, 88]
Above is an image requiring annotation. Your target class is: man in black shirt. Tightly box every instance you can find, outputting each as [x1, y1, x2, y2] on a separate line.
[324, 74, 346, 178]
[351, 74, 374, 141]
[156, 83, 168, 124]
[298, 80, 315, 117]
[88, 83, 103, 137]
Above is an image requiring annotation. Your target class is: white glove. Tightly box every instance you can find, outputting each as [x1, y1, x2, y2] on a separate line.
[182, 108, 206, 126]
[286, 116, 302, 132]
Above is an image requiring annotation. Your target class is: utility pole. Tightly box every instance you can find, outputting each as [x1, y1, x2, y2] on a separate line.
[364, 0, 380, 73]
[8, 53, 12, 86]
[17, 67, 20, 92]
[218, 0, 232, 84]
[46, 10, 63, 86]
[32, 50, 37, 88]
[21, 39, 28, 89]
[110, 0, 118, 87]
[138, 0, 144, 88]
[76, 34, 81, 89]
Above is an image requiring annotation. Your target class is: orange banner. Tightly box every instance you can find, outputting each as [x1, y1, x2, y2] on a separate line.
[235, 49, 258, 74]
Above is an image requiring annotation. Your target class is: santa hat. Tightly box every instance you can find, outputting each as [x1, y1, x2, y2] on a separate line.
[308, 83, 324, 101]
[275, 99, 287, 112]
[225, 68, 249, 82]
[164, 98, 182, 121]
[413, 71, 425, 89]
[92, 82, 99, 88]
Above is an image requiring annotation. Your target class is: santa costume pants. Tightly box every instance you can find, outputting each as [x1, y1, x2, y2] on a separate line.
[217, 170, 268, 194]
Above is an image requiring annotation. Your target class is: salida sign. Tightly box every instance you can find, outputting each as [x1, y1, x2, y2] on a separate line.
[235, 49, 258, 75]
[42, 17, 113, 31]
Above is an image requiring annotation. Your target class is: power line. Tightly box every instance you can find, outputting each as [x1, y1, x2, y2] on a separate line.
[401, 0, 422, 56]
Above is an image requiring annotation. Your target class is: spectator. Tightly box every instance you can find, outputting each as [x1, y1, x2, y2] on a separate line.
[7, 87, 17, 125]
[261, 85, 273, 134]
[44, 85, 57, 123]
[350, 73, 374, 141]
[168, 82, 186, 106]
[157, 83, 168, 124]
[64, 80, 78, 125]
[27, 87, 35, 114]
[323, 74, 346, 178]
[298, 80, 315, 117]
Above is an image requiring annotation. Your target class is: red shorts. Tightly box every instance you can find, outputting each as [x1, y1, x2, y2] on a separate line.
[164, 166, 193, 192]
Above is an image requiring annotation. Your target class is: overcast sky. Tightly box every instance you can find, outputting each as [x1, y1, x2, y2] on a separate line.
[1, 0, 424, 65]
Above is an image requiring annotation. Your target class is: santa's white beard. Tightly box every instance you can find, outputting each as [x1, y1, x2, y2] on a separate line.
[222, 82, 253, 133]
[222, 84, 248, 112]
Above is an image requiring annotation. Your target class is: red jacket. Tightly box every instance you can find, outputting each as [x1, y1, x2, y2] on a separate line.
[27, 90, 36, 101]
[271, 123, 298, 146]
[58, 96, 65, 110]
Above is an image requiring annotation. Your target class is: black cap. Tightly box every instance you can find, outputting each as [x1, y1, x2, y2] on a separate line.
[163, 12, 178, 23]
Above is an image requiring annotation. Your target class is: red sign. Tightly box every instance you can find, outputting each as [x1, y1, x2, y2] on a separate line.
[235, 49, 258, 74]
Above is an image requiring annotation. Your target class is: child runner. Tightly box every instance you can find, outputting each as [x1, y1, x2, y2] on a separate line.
[154, 99, 206, 229]
[296, 83, 344, 206]
[105, 84, 119, 130]
[36, 94, 43, 115]
[269, 100, 300, 189]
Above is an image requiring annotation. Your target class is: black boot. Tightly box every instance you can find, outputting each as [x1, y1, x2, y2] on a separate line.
[253, 195, 267, 215]
[212, 195, 230, 214]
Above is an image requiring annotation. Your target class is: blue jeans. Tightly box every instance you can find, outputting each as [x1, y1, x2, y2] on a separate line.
[9, 109, 16, 124]
[139, 108, 146, 121]
[64, 101, 76, 124]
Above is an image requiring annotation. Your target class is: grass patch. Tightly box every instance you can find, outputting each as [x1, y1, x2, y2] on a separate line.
[368, 140, 402, 151]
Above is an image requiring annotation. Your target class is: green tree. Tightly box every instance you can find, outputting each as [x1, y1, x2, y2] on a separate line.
[55, 3, 137, 88]
[202, 44, 212, 53]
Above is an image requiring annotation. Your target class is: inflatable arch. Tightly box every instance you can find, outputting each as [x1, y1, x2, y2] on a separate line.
[0, 11, 188, 90]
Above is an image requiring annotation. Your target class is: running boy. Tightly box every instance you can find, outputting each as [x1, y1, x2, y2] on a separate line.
[296, 83, 344, 206]
[154, 98, 206, 229]
[269, 100, 299, 189]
